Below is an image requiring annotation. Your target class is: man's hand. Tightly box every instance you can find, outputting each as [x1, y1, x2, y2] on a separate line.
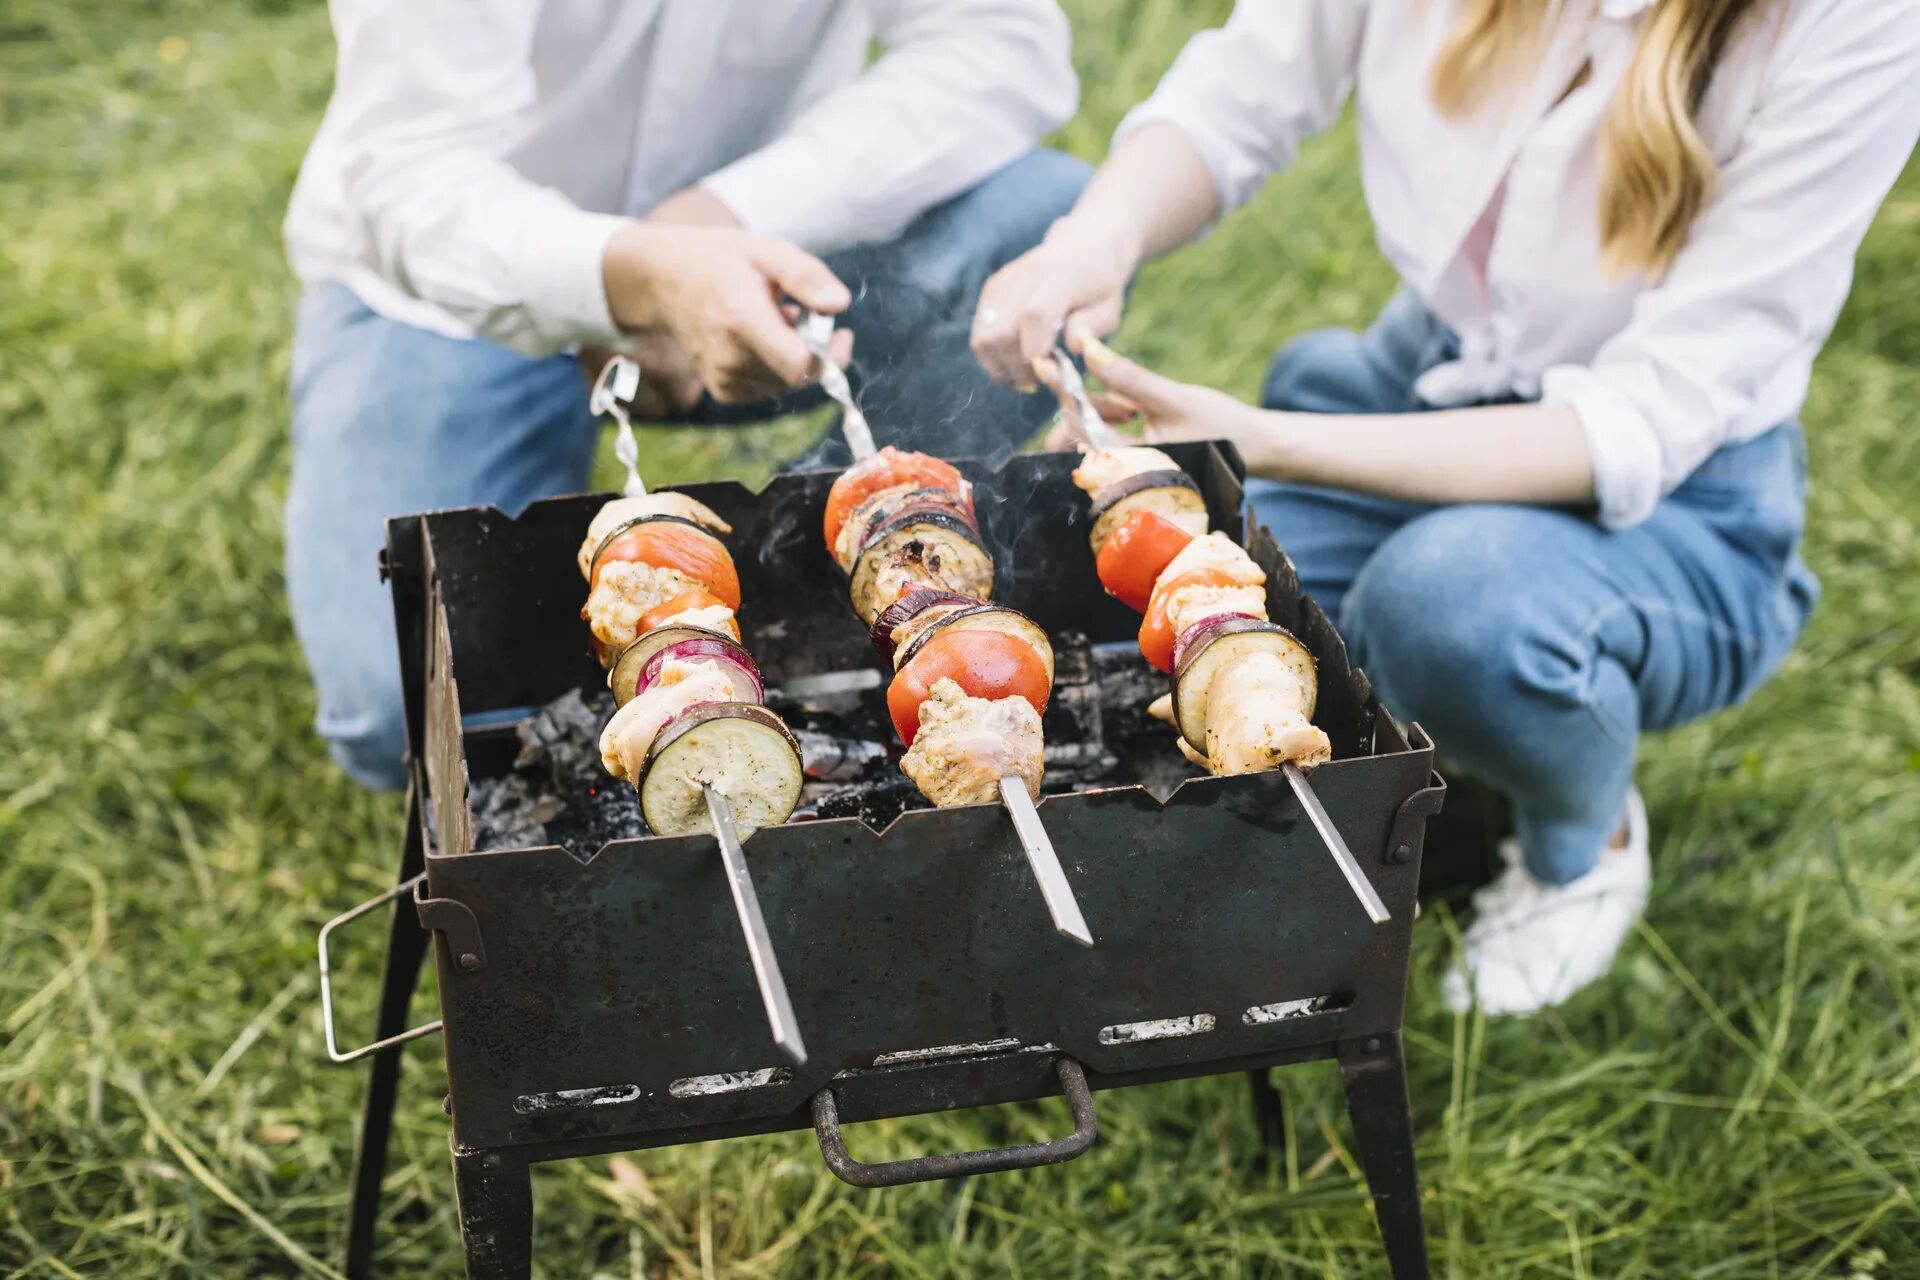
[971, 215, 1139, 391]
[601, 213, 853, 405]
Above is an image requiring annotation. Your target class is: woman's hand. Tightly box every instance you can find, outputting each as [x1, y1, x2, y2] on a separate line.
[1041, 331, 1290, 472]
[971, 215, 1140, 390]
[601, 222, 853, 404]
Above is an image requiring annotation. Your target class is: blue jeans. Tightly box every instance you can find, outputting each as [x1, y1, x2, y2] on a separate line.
[1248, 291, 1819, 885]
[286, 150, 1090, 787]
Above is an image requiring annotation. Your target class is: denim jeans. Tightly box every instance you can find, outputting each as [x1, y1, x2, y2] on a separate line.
[1247, 291, 1819, 885]
[285, 150, 1091, 788]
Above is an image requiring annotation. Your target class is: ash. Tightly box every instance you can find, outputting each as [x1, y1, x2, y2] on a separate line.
[468, 633, 1200, 854]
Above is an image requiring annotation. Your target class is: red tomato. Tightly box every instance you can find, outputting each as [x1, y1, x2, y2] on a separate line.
[1096, 510, 1196, 613]
[1138, 569, 1240, 673]
[637, 588, 740, 640]
[823, 447, 969, 550]
[593, 522, 741, 611]
[886, 630, 1051, 746]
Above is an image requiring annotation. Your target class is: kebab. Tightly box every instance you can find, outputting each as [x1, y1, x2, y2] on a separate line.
[1049, 346, 1388, 923]
[797, 313, 1092, 946]
[574, 357, 810, 1064]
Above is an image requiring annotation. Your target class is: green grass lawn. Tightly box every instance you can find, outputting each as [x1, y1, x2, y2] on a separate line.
[3, 1, 1917, 1275]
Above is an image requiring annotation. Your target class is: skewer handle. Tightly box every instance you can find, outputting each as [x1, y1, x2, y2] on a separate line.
[796, 309, 877, 462]
[997, 777, 1095, 948]
[704, 784, 809, 1065]
[1283, 763, 1391, 924]
[588, 355, 648, 497]
[1050, 338, 1123, 450]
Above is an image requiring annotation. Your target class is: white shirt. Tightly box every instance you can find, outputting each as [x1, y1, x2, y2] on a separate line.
[285, 0, 1075, 357]
[1119, 0, 1920, 528]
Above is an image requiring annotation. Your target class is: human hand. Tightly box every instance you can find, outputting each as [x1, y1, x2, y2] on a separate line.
[971, 215, 1139, 391]
[601, 222, 853, 404]
[1048, 331, 1287, 473]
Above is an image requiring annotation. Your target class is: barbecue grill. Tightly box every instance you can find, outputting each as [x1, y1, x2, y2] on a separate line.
[321, 441, 1445, 1279]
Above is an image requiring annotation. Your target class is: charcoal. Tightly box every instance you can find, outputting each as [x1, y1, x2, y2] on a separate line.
[466, 630, 1201, 854]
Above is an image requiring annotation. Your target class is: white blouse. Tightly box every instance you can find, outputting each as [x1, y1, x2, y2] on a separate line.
[1118, 0, 1920, 527]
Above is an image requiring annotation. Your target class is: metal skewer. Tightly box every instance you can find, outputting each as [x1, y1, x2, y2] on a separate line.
[589, 355, 648, 498]
[797, 309, 877, 462]
[998, 777, 1095, 947]
[1283, 763, 1391, 924]
[1050, 339, 1124, 450]
[1047, 334, 1385, 925]
[704, 784, 808, 1066]
[795, 310, 1095, 946]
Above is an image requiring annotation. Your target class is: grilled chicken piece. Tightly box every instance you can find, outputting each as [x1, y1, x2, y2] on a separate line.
[577, 493, 732, 579]
[598, 658, 739, 783]
[1204, 651, 1331, 775]
[1146, 692, 1176, 723]
[1162, 582, 1270, 638]
[1070, 445, 1182, 496]
[583, 561, 702, 650]
[1159, 532, 1266, 588]
[650, 603, 740, 640]
[900, 679, 1044, 807]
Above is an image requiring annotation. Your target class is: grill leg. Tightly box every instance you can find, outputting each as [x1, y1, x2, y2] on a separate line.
[343, 783, 431, 1280]
[1246, 1068, 1288, 1170]
[1338, 1033, 1430, 1280]
[451, 1144, 534, 1279]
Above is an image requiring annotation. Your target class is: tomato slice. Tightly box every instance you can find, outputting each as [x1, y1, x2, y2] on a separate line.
[823, 447, 969, 550]
[1096, 510, 1197, 613]
[1138, 568, 1240, 673]
[886, 629, 1051, 746]
[637, 588, 740, 640]
[593, 522, 741, 611]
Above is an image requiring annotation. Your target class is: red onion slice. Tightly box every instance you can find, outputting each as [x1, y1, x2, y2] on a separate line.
[869, 584, 983, 662]
[636, 638, 764, 704]
[1171, 612, 1262, 671]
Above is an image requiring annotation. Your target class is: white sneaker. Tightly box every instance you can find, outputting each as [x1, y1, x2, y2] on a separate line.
[1441, 790, 1651, 1016]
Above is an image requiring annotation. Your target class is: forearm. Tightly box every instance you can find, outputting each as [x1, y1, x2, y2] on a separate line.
[1054, 124, 1221, 271]
[1254, 403, 1597, 507]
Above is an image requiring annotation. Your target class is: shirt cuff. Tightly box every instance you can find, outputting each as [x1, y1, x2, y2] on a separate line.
[1539, 364, 1667, 530]
[701, 140, 844, 254]
[513, 203, 632, 350]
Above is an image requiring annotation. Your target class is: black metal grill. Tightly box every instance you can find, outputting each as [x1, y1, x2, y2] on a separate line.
[331, 442, 1443, 1278]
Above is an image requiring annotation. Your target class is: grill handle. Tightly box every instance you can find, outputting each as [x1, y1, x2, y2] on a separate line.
[810, 1057, 1097, 1188]
[317, 872, 444, 1064]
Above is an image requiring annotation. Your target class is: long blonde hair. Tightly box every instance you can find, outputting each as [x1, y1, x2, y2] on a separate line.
[1431, 0, 1757, 276]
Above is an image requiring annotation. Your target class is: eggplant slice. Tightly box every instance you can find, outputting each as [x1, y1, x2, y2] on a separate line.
[848, 515, 995, 623]
[608, 624, 751, 706]
[1172, 618, 1318, 752]
[894, 603, 1056, 681]
[639, 703, 804, 838]
[1087, 471, 1208, 552]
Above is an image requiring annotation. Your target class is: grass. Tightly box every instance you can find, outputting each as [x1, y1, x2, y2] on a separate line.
[2, 0, 1916, 1275]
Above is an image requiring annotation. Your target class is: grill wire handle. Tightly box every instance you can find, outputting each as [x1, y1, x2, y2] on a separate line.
[589, 355, 648, 497]
[705, 785, 809, 1067]
[317, 872, 443, 1064]
[812, 1056, 1098, 1188]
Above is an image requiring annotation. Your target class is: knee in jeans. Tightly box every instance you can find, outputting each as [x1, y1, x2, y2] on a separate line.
[1343, 511, 1584, 729]
[1261, 328, 1369, 411]
[322, 699, 410, 791]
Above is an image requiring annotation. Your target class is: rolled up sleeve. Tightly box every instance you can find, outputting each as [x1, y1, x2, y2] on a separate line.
[1541, 0, 1920, 529]
[702, 0, 1076, 253]
[329, 0, 631, 354]
[1113, 0, 1367, 216]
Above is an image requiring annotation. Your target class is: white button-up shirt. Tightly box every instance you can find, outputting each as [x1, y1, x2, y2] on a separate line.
[284, 0, 1075, 358]
[1119, 0, 1920, 527]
